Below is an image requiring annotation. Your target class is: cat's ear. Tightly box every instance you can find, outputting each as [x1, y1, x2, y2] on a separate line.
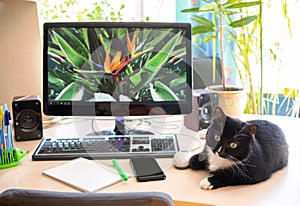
[214, 107, 226, 120]
[213, 107, 226, 129]
[246, 124, 258, 138]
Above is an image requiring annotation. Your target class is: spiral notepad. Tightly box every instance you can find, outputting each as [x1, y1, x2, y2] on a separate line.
[43, 157, 128, 192]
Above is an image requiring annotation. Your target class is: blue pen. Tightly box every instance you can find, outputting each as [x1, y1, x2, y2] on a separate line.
[3, 104, 14, 151]
[0, 106, 4, 150]
[0, 106, 4, 161]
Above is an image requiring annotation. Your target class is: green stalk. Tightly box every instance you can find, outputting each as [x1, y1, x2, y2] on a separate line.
[240, 8, 257, 114]
[259, 0, 263, 114]
[212, 12, 217, 83]
[218, 7, 226, 90]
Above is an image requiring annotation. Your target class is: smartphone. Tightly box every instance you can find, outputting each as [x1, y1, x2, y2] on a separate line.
[130, 156, 166, 182]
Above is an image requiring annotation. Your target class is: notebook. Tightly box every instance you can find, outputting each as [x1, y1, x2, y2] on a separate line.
[43, 157, 129, 192]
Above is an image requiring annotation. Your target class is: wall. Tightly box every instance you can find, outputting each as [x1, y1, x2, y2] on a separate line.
[0, 0, 41, 112]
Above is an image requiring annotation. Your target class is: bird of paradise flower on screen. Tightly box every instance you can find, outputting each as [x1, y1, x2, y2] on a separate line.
[103, 31, 153, 83]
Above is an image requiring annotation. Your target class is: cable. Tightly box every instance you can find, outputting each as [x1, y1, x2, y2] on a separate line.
[42, 116, 64, 128]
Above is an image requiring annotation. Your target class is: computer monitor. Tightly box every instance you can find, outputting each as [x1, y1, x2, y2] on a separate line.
[43, 22, 192, 133]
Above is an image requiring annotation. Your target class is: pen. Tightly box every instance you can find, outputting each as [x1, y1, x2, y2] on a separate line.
[0, 106, 5, 150]
[3, 104, 13, 151]
[112, 159, 128, 181]
[0, 106, 3, 162]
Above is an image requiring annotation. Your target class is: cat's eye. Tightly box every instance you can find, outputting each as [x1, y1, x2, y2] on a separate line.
[214, 135, 220, 142]
[230, 142, 238, 149]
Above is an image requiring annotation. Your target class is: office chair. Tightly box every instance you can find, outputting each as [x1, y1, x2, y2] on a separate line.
[0, 189, 174, 206]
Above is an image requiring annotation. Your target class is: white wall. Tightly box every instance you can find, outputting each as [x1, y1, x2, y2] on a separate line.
[0, 1, 42, 111]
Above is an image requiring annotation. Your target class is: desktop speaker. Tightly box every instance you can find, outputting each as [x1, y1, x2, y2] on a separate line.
[184, 89, 218, 131]
[12, 95, 43, 141]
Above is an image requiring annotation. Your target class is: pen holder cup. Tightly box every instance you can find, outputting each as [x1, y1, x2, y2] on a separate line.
[0, 148, 28, 170]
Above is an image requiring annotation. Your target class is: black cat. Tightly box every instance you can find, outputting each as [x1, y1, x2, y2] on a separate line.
[189, 107, 289, 190]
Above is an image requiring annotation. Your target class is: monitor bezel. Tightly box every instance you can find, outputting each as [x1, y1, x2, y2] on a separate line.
[43, 21, 192, 116]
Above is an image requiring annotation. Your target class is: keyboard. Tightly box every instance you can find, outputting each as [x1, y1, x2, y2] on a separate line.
[32, 134, 179, 160]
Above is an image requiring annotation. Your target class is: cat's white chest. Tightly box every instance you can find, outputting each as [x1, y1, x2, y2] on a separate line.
[208, 152, 234, 172]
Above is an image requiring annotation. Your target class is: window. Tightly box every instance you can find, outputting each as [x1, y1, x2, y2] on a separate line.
[37, 0, 176, 23]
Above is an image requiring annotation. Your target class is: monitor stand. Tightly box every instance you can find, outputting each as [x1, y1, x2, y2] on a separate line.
[88, 116, 153, 136]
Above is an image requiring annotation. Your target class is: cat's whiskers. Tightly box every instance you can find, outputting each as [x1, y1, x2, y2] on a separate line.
[208, 151, 235, 172]
[228, 155, 253, 180]
[229, 155, 256, 168]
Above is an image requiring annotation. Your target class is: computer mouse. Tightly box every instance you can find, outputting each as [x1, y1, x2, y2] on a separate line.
[173, 150, 194, 169]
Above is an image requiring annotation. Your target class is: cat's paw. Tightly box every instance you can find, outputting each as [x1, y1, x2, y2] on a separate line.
[200, 178, 213, 190]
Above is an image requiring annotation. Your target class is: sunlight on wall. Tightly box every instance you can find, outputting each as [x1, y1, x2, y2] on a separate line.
[263, 0, 300, 93]
[0, 1, 41, 111]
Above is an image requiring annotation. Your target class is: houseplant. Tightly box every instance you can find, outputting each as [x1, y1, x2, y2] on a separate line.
[182, 0, 261, 117]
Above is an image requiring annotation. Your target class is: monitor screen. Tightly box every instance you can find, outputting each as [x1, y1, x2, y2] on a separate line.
[43, 22, 192, 116]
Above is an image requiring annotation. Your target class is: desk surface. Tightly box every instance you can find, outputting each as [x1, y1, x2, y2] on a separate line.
[1, 115, 300, 206]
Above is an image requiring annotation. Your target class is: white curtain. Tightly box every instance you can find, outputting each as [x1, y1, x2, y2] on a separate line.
[120, 0, 176, 22]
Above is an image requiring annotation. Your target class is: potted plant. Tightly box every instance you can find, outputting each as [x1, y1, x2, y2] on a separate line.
[182, 0, 261, 117]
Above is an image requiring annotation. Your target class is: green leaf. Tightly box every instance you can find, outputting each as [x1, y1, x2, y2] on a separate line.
[52, 31, 87, 69]
[169, 76, 186, 88]
[61, 28, 89, 59]
[226, 1, 261, 9]
[204, 34, 216, 43]
[48, 73, 65, 88]
[150, 81, 179, 101]
[224, 0, 240, 5]
[82, 28, 90, 52]
[52, 68, 74, 84]
[55, 82, 83, 100]
[74, 69, 105, 76]
[182, 3, 217, 13]
[145, 29, 173, 49]
[143, 33, 180, 71]
[190, 15, 215, 29]
[198, 3, 218, 12]
[129, 32, 182, 92]
[192, 25, 215, 35]
[229, 15, 258, 28]
[181, 7, 200, 13]
[49, 47, 65, 59]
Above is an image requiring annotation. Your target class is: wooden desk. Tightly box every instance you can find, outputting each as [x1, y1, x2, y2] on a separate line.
[1, 115, 300, 206]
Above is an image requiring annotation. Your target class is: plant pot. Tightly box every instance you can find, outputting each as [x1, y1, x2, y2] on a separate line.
[205, 85, 247, 118]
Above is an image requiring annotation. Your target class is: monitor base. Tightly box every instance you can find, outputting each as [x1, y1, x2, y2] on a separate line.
[88, 116, 153, 136]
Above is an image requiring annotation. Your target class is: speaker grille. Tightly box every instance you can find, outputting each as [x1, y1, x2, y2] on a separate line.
[199, 103, 214, 123]
[198, 92, 218, 129]
[184, 90, 218, 131]
[12, 96, 43, 141]
[16, 109, 40, 130]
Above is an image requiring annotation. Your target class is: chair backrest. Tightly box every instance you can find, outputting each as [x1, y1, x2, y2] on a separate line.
[0, 189, 174, 206]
